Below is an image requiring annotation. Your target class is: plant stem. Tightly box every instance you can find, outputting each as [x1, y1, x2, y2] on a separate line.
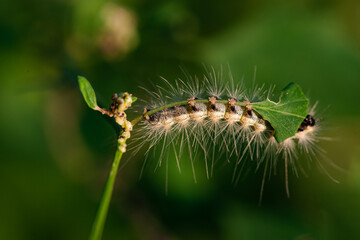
[89, 143, 124, 240]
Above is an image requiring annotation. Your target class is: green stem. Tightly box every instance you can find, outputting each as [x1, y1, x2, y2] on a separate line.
[89, 142, 124, 240]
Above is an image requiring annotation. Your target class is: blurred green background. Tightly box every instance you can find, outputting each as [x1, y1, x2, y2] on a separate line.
[1, 0, 360, 239]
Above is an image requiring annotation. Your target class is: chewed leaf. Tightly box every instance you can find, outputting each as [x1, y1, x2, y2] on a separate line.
[78, 76, 98, 109]
[251, 82, 309, 143]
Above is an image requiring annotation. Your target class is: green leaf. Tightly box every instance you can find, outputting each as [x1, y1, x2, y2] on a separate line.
[78, 76, 98, 109]
[131, 96, 137, 103]
[251, 82, 309, 143]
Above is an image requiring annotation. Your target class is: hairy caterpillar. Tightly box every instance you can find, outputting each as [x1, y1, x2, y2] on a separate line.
[78, 68, 336, 239]
[125, 67, 332, 199]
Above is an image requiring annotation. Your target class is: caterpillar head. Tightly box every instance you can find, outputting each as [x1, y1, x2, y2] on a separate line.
[298, 114, 316, 132]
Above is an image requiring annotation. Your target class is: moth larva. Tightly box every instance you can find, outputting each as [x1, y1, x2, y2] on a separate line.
[124, 67, 333, 198]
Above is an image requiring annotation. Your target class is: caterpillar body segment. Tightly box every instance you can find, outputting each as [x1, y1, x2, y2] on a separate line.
[146, 98, 269, 134]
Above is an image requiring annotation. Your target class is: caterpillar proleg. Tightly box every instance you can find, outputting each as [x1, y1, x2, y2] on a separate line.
[125, 67, 332, 199]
